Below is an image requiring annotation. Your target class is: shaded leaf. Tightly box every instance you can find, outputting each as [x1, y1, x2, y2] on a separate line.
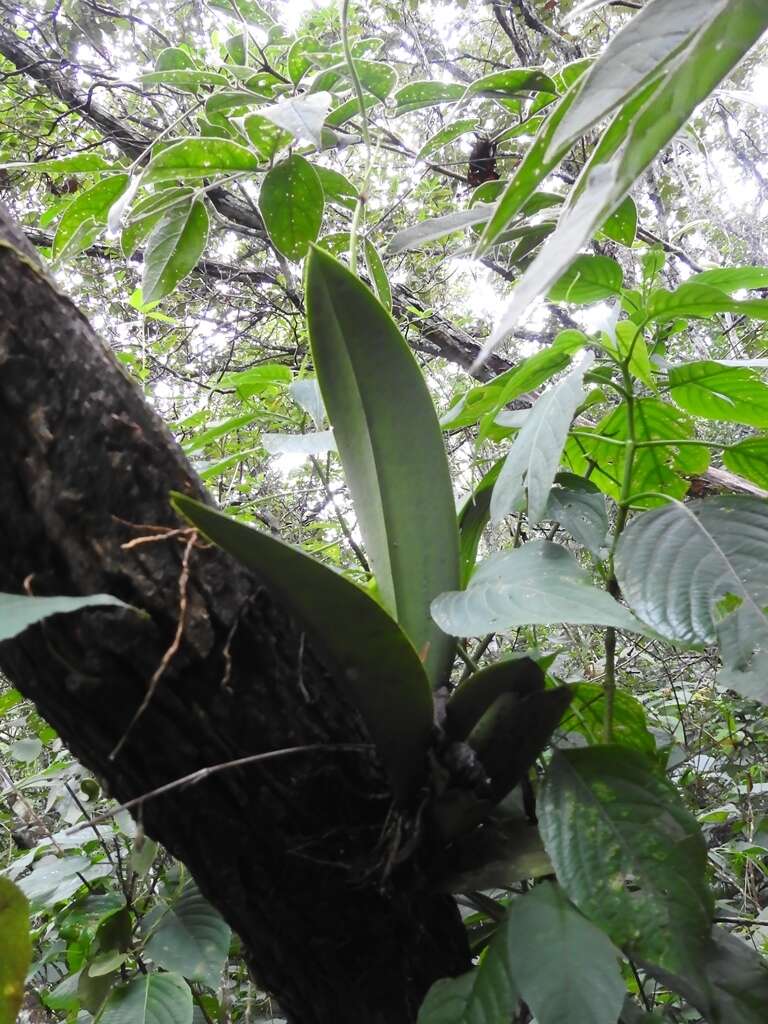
[0, 878, 31, 1024]
[172, 495, 433, 800]
[539, 746, 713, 973]
[97, 972, 192, 1024]
[0, 592, 128, 642]
[431, 540, 646, 638]
[722, 437, 768, 490]
[145, 880, 230, 989]
[544, 473, 609, 557]
[393, 81, 466, 115]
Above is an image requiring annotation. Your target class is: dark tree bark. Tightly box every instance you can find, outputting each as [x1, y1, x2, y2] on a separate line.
[0, 207, 470, 1023]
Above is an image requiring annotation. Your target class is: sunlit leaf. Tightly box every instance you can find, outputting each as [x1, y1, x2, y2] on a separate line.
[144, 138, 259, 182]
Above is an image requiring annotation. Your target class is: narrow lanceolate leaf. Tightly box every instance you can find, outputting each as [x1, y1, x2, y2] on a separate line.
[142, 199, 209, 304]
[363, 239, 392, 311]
[431, 540, 646, 639]
[305, 246, 460, 686]
[260, 155, 324, 261]
[0, 878, 31, 1024]
[172, 495, 434, 801]
[387, 205, 494, 254]
[668, 360, 768, 428]
[477, 0, 768, 362]
[144, 880, 230, 989]
[504, 883, 626, 1024]
[550, 0, 728, 153]
[0, 592, 128, 642]
[490, 354, 594, 525]
[614, 497, 768, 686]
[539, 746, 713, 974]
[143, 137, 260, 182]
[96, 972, 192, 1024]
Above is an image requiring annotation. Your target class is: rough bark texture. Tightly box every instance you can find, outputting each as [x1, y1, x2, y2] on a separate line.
[0, 207, 470, 1023]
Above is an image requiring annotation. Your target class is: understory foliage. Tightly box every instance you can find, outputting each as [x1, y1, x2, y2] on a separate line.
[2, 1, 768, 1022]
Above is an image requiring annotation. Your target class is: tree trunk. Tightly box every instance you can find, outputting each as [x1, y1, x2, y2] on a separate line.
[0, 207, 470, 1022]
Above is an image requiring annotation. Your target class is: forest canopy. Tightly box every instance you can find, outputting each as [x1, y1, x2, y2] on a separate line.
[1, 2, 768, 1023]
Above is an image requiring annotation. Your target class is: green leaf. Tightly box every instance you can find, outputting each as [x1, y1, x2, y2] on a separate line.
[490, 354, 594, 524]
[648, 283, 768, 321]
[259, 155, 324, 261]
[538, 746, 713, 973]
[723, 437, 768, 490]
[143, 138, 259, 182]
[600, 194, 637, 245]
[687, 265, 768, 292]
[325, 93, 380, 128]
[614, 497, 768, 676]
[0, 878, 31, 1024]
[142, 199, 209, 304]
[457, 462, 501, 586]
[363, 239, 392, 311]
[446, 654, 544, 740]
[477, 0, 768, 359]
[0, 153, 115, 173]
[560, 682, 657, 755]
[120, 187, 195, 257]
[0, 592, 128, 641]
[140, 69, 228, 90]
[567, 398, 709, 507]
[287, 36, 323, 85]
[417, 119, 479, 161]
[639, 925, 768, 1024]
[388, 205, 494, 254]
[305, 246, 460, 685]
[431, 540, 646, 638]
[668, 360, 768, 428]
[468, 68, 557, 98]
[155, 47, 195, 71]
[96, 973, 192, 1024]
[504, 882, 626, 1024]
[392, 81, 466, 116]
[474, 62, 591, 255]
[145, 880, 230, 988]
[52, 175, 129, 259]
[238, 114, 292, 161]
[259, 92, 332, 147]
[181, 412, 260, 453]
[549, 0, 724, 153]
[314, 166, 358, 209]
[172, 494, 433, 800]
[544, 473, 609, 557]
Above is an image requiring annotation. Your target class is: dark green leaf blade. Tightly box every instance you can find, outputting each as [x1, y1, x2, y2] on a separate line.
[142, 199, 209, 304]
[538, 746, 713, 974]
[172, 494, 433, 800]
[305, 246, 460, 686]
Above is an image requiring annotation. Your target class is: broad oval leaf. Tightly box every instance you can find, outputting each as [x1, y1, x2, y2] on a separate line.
[393, 81, 466, 116]
[417, 119, 479, 161]
[145, 879, 230, 988]
[504, 882, 626, 1024]
[468, 68, 557, 98]
[259, 92, 332, 147]
[431, 540, 646, 638]
[548, 254, 623, 304]
[53, 174, 129, 260]
[142, 199, 209, 304]
[614, 497, 768, 673]
[490, 354, 594, 525]
[687, 265, 768, 292]
[143, 138, 259, 182]
[0, 878, 31, 1024]
[305, 246, 460, 686]
[668, 360, 768, 428]
[539, 746, 713, 973]
[259, 155, 324, 261]
[97, 972, 192, 1024]
[544, 473, 609, 557]
[0, 592, 128, 642]
[723, 437, 768, 491]
[560, 682, 657, 755]
[172, 494, 434, 801]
